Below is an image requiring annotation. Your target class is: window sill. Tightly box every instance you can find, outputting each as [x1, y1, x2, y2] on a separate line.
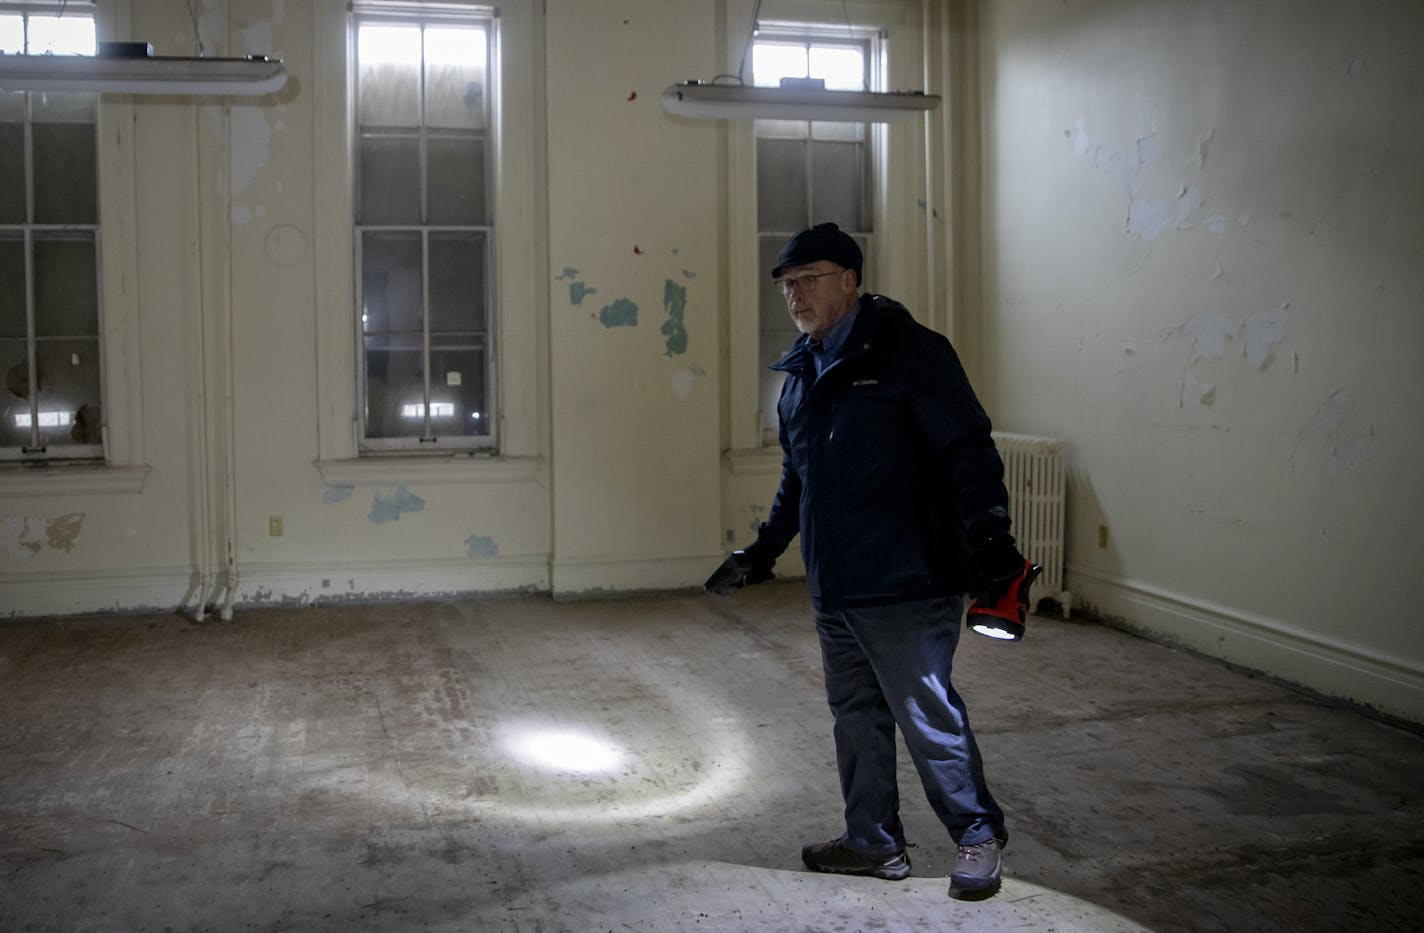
[725, 446, 783, 476]
[316, 455, 544, 487]
[0, 463, 150, 497]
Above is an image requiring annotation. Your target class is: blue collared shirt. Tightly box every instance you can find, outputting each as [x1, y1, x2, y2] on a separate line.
[810, 305, 860, 378]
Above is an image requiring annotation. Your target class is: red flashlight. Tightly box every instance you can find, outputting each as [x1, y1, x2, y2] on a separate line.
[968, 560, 1042, 641]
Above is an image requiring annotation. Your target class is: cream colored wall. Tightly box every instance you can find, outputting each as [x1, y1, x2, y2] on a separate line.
[974, 0, 1424, 721]
[544, 0, 726, 592]
[0, 0, 560, 615]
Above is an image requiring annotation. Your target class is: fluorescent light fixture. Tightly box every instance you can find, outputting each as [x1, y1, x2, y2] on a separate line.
[662, 77, 939, 123]
[0, 42, 287, 95]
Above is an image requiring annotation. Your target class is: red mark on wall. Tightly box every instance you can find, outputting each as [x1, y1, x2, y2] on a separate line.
[633, 245, 644, 254]
[627, 91, 637, 101]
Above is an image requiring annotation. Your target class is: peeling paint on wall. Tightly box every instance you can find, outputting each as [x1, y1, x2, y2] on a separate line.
[1181, 311, 1237, 362]
[0, 512, 84, 561]
[1086, 124, 1212, 241]
[1243, 305, 1291, 370]
[370, 486, 426, 523]
[599, 298, 638, 328]
[322, 485, 354, 504]
[1291, 389, 1376, 475]
[661, 279, 688, 355]
[1180, 369, 1216, 410]
[46, 512, 85, 552]
[1160, 305, 1292, 408]
[465, 534, 499, 558]
[556, 267, 598, 306]
[0, 517, 44, 561]
[230, 105, 272, 198]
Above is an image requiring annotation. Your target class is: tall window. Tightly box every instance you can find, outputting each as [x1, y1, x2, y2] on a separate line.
[753, 29, 873, 444]
[0, 5, 101, 461]
[354, 4, 493, 451]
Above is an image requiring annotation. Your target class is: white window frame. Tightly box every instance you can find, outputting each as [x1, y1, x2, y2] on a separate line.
[0, 0, 148, 494]
[751, 23, 879, 446]
[725, 0, 931, 463]
[315, 0, 545, 486]
[352, 3, 496, 453]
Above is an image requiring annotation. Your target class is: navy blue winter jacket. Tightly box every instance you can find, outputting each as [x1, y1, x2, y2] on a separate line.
[755, 294, 1012, 609]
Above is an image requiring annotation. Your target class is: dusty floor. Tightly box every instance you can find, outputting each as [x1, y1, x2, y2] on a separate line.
[1, 581, 1421, 932]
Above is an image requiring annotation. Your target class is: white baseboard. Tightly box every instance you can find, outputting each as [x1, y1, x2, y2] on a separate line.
[0, 555, 551, 619]
[0, 565, 196, 618]
[550, 551, 725, 597]
[232, 555, 551, 606]
[1068, 563, 1424, 725]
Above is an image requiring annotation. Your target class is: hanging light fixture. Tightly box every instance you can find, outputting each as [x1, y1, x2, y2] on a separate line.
[662, 76, 938, 124]
[0, 42, 287, 96]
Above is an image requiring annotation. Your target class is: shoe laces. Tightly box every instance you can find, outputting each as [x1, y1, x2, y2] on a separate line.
[957, 840, 995, 861]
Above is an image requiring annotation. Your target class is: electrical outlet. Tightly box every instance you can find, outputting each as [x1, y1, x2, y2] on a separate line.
[1097, 524, 1109, 548]
[269, 515, 284, 537]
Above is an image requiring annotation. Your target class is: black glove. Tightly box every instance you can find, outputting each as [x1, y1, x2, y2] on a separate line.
[970, 535, 1026, 607]
[704, 540, 777, 595]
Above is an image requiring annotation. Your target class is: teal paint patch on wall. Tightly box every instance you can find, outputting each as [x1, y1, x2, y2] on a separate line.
[570, 281, 597, 305]
[556, 267, 598, 306]
[661, 279, 688, 355]
[599, 298, 638, 327]
[370, 486, 426, 523]
[322, 485, 353, 504]
[465, 534, 499, 558]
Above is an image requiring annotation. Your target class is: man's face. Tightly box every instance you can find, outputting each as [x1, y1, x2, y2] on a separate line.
[777, 261, 859, 342]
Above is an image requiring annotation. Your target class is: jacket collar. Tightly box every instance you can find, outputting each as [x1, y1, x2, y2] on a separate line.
[769, 294, 900, 373]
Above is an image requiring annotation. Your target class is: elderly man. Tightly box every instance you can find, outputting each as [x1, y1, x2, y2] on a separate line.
[710, 223, 1026, 895]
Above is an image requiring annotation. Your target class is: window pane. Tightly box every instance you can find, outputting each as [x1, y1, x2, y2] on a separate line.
[0, 233, 22, 338]
[430, 336, 487, 436]
[358, 133, 420, 224]
[758, 237, 797, 442]
[34, 120, 97, 224]
[32, 89, 96, 123]
[361, 232, 423, 335]
[811, 141, 863, 231]
[752, 43, 808, 86]
[757, 137, 807, 230]
[0, 14, 22, 53]
[809, 46, 865, 90]
[364, 333, 424, 438]
[425, 26, 486, 130]
[811, 119, 864, 142]
[428, 231, 486, 334]
[358, 25, 421, 128]
[0, 336, 31, 448]
[756, 117, 808, 141]
[427, 134, 485, 225]
[35, 336, 101, 445]
[354, 12, 496, 450]
[0, 98, 21, 222]
[34, 233, 98, 337]
[26, 15, 95, 55]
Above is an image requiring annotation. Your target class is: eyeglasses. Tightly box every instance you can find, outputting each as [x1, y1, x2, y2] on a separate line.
[775, 270, 841, 295]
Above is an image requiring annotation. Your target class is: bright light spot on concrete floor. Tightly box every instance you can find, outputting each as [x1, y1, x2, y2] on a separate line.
[478, 709, 754, 826]
[505, 728, 625, 775]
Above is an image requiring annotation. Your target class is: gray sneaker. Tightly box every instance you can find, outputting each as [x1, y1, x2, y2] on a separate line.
[949, 837, 1004, 893]
[801, 837, 911, 880]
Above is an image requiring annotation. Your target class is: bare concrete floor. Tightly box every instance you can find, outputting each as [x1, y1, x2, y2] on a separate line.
[1, 582, 1421, 932]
